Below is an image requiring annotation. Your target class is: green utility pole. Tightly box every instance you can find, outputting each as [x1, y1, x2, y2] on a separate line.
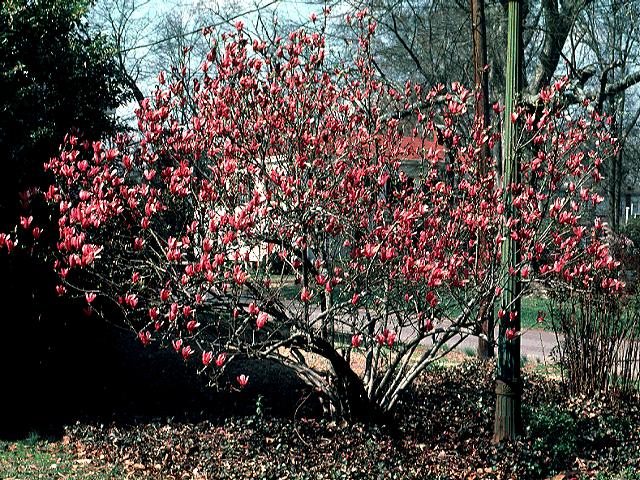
[470, 0, 494, 360]
[493, 0, 523, 442]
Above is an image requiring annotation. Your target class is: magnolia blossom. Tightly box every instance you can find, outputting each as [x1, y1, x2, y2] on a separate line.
[181, 345, 193, 360]
[256, 311, 268, 329]
[202, 351, 213, 366]
[237, 374, 249, 387]
[186, 320, 200, 333]
[138, 331, 151, 345]
[215, 353, 226, 367]
[505, 328, 518, 341]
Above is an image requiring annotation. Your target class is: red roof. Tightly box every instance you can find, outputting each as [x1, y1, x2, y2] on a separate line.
[398, 134, 445, 161]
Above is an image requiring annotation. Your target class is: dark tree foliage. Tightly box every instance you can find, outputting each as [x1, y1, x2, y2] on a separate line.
[0, 0, 127, 438]
[0, 0, 126, 226]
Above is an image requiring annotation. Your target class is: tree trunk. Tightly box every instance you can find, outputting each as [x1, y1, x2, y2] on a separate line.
[312, 337, 383, 423]
[471, 0, 495, 360]
[613, 91, 626, 230]
[494, 0, 523, 443]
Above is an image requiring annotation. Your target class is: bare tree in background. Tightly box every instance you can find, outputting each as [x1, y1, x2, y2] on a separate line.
[91, 0, 274, 114]
[91, 0, 155, 104]
[575, 0, 640, 229]
[328, 0, 640, 110]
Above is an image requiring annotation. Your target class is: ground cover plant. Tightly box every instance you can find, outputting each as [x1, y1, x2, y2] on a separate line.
[1, 11, 622, 424]
[2, 359, 639, 479]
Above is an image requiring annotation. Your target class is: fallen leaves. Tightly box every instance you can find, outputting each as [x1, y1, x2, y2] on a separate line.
[2, 360, 639, 479]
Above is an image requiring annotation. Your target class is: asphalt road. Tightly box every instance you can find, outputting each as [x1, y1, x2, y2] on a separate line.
[453, 328, 560, 361]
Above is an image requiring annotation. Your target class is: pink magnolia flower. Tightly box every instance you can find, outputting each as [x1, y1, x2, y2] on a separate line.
[202, 351, 213, 366]
[386, 331, 397, 348]
[237, 374, 249, 387]
[363, 243, 378, 258]
[125, 293, 138, 308]
[505, 328, 518, 341]
[181, 345, 193, 360]
[169, 303, 178, 321]
[424, 318, 434, 332]
[160, 288, 170, 301]
[19, 216, 33, 229]
[300, 287, 312, 302]
[351, 334, 362, 348]
[85, 292, 96, 304]
[426, 291, 438, 308]
[248, 303, 259, 315]
[216, 353, 227, 367]
[256, 311, 268, 329]
[186, 320, 200, 333]
[138, 331, 151, 346]
[172, 339, 182, 352]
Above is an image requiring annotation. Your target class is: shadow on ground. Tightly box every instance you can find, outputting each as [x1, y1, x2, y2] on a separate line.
[1, 315, 319, 440]
[0, 258, 319, 439]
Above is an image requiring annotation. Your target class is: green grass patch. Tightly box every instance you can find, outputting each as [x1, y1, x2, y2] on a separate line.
[0, 433, 123, 479]
[519, 295, 550, 331]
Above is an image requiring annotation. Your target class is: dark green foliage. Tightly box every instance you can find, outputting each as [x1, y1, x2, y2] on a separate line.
[623, 218, 640, 249]
[0, 0, 126, 438]
[0, 0, 126, 226]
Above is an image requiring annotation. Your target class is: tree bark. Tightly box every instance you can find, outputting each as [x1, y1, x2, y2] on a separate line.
[471, 0, 495, 360]
[312, 338, 382, 423]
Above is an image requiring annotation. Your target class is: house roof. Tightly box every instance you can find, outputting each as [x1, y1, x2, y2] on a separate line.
[397, 134, 445, 178]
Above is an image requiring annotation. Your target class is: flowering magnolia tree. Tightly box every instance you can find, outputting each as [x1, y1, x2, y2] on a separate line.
[3, 14, 622, 421]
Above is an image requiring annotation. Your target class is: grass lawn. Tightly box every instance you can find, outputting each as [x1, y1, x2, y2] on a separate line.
[0, 433, 124, 478]
[519, 295, 550, 330]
